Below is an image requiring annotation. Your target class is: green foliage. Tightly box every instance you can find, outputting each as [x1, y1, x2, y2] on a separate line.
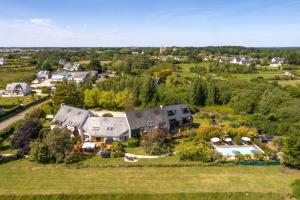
[282, 134, 300, 169]
[52, 82, 83, 106]
[140, 75, 157, 106]
[84, 88, 133, 110]
[111, 141, 125, 158]
[292, 179, 300, 199]
[29, 141, 49, 164]
[127, 137, 140, 147]
[140, 129, 173, 155]
[87, 58, 102, 72]
[44, 128, 76, 163]
[177, 140, 222, 162]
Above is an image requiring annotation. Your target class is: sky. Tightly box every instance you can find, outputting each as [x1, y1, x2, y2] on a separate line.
[0, 0, 300, 47]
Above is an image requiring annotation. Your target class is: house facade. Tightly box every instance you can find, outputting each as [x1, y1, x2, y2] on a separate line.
[2, 83, 32, 97]
[51, 72, 71, 82]
[270, 57, 284, 67]
[163, 104, 193, 131]
[37, 71, 50, 80]
[63, 63, 80, 71]
[51, 105, 94, 136]
[125, 108, 170, 138]
[82, 117, 129, 142]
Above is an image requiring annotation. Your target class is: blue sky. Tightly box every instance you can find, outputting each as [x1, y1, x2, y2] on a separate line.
[0, 0, 300, 47]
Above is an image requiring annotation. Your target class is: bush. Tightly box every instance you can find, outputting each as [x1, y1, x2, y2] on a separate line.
[102, 113, 113, 117]
[111, 141, 125, 158]
[127, 138, 139, 147]
[177, 140, 222, 162]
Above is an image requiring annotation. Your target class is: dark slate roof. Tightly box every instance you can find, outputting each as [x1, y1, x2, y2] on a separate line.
[83, 117, 129, 138]
[164, 104, 192, 119]
[52, 105, 92, 128]
[125, 108, 169, 130]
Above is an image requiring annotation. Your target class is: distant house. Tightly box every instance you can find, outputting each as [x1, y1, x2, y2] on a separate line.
[0, 58, 5, 65]
[51, 105, 94, 136]
[36, 71, 50, 80]
[219, 57, 233, 64]
[63, 63, 80, 71]
[270, 57, 284, 67]
[69, 72, 89, 83]
[82, 117, 129, 142]
[59, 59, 66, 66]
[163, 104, 193, 131]
[231, 57, 251, 65]
[1, 83, 32, 97]
[51, 72, 71, 82]
[125, 108, 170, 138]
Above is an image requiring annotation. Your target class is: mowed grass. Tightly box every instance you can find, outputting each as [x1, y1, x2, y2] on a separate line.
[0, 159, 299, 195]
[0, 95, 39, 109]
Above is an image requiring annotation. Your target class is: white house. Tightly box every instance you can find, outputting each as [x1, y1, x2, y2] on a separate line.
[2, 83, 32, 97]
[36, 71, 50, 80]
[231, 57, 251, 65]
[270, 57, 284, 67]
[51, 72, 71, 82]
[63, 63, 80, 71]
[59, 59, 66, 66]
[0, 58, 5, 65]
[82, 117, 129, 142]
[51, 105, 94, 137]
[68, 72, 89, 83]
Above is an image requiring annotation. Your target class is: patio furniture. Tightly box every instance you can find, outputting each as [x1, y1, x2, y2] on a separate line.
[211, 137, 221, 145]
[224, 138, 233, 145]
[241, 137, 251, 144]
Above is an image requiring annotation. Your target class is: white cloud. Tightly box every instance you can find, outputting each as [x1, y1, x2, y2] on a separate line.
[29, 18, 52, 25]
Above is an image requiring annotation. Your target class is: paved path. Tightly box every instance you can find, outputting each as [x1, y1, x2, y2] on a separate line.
[0, 100, 49, 131]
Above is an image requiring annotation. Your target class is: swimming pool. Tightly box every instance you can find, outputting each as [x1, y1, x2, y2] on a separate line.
[215, 145, 264, 157]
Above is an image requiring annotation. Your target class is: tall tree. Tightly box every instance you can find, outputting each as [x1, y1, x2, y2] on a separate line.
[192, 77, 207, 106]
[52, 82, 82, 106]
[140, 75, 157, 105]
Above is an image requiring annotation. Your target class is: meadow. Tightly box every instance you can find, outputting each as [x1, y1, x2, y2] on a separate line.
[0, 67, 36, 89]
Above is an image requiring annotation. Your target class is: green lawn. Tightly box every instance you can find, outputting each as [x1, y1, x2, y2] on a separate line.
[0, 94, 41, 110]
[0, 159, 299, 196]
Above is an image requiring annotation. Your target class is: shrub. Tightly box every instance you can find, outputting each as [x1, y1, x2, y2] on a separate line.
[102, 113, 113, 117]
[29, 141, 49, 163]
[127, 137, 139, 147]
[177, 140, 222, 162]
[111, 141, 125, 158]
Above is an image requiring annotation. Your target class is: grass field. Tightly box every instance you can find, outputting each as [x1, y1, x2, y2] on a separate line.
[0, 159, 299, 196]
[0, 68, 36, 89]
[0, 95, 40, 110]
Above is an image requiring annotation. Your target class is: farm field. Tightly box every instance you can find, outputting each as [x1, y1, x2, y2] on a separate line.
[0, 95, 40, 110]
[0, 159, 299, 196]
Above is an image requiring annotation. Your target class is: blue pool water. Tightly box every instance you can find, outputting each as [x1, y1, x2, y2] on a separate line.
[215, 145, 262, 157]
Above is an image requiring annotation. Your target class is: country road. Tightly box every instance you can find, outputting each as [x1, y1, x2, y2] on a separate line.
[0, 100, 49, 131]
